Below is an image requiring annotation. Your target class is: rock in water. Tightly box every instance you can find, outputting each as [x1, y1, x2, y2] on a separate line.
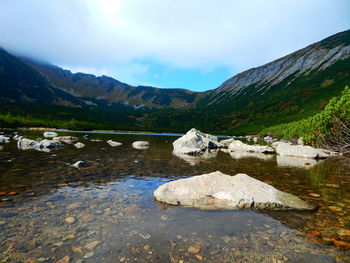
[228, 140, 275, 154]
[74, 142, 86, 149]
[132, 141, 149, 149]
[173, 128, 222, 155]
[72, 161, 86, 169]
[43, 131, 58, 138]
[273, 142, 339, 159]
[53, 136, 79, 144]
[107, 140, 122, 147]
[154, 171, 314, 210]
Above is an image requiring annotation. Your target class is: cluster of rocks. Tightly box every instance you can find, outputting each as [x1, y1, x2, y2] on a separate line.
[172, 128, 339, 168]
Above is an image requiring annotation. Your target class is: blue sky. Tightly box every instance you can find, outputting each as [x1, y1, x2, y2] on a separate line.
[0, 0, 349, 91]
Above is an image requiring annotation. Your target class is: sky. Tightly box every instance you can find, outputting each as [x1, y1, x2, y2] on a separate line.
[0, 0, 349, 91]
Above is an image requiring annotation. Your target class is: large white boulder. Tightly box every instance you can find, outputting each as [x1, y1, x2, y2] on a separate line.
[154, 171, 314, 210]
[273, 141, 339, 159]
[0, 135, 10, 144]
[43, 131, 58, 138]
[33, 139, 63, 149]
[173, 128, 221, 155]
[228, 140, 275, 154]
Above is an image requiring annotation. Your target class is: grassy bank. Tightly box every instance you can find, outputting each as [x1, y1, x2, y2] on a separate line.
[261, 86, 350, 151]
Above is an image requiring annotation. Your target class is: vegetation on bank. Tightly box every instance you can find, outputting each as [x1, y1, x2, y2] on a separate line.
[261, 86, 350, 151]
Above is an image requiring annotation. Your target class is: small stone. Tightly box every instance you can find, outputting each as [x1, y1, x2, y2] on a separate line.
[222, 236, 231, 244]
[325, 184, 340, 188]
[309, 193, 320, 198]
[72, 247, 83, 253]
[143, 245, 150, 250]
[338, 228, 350, 236]
[140, 233, 151, 239]
[67, 202, 82, 209]
[328, 206, 342, 212]
[25, 259, 38, 263]
[65, 217, 76, 224]
[56, 256, 70, 263]
[195, 255, 203, 260]
[85, 240, 100, 250]
[120, 257, 126, 262]
[160, 215, 168, 220]
[83, 252, 94, 258]
[124, 205, 138, 213]
[81, 215, 95, 222]
[188, 246, 201, 254]
[6, 242, 15, 250]
[66, 234, 76, 239]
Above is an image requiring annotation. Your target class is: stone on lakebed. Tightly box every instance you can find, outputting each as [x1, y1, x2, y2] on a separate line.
[154, 171, 314, 210]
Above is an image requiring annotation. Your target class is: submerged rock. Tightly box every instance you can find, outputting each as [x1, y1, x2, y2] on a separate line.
[43, 131, 58, 138]
[154, 171, 314, 210]
[276, 155, 321, 168]
[229, 151, 274, 161]
[173, 128, 221, 155]
[228, 140, 275, 154]
[273, 142, 339, 159]
[132, 141, 149, 149]
[107, 140, 122, 147]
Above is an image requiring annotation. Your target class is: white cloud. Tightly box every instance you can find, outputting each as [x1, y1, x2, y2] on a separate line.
[0, 0, 349, 82]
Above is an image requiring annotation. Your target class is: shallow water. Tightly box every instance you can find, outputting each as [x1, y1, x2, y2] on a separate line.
[0, 131, 349, 262]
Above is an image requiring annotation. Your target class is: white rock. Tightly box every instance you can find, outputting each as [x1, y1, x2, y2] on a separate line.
[154, 171, 314, 210]
[273, 141, 339, 159]
[253, 137, 259, 143]
[264, 136, 276, 144]
[276, 155, 321, 169]
[33, 139, 63, 149]
[17, 138, 37, 150]
[107, 140, 122, 147]
[228, 140, 275, 154]
[53, 136, 79, 144]
[132, 141, 149, 149]
[74, 142, 86, 149]
[0, 135, 10, 144]
[219, 138, 235, 148]
[173, 128, 221, 155]
[72, 161, 86, 169]
[43, 131, 58, 138]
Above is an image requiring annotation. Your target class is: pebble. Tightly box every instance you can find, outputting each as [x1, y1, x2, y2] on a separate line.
[85, 240, 101, 250]
[188, 246, 201, 254]
[195, 255, 204, 260]
[160, 215, 168, 220]
[222, 236, 231, 244]
[72, 247, 83, 253]
[144, 245, 150, 250]
[83, 252, 94, 258]
[65, 217, 76, 224]
[309, 193, 320, 198]
[55, 255, 70, 263]
[337, 228, 350, 236]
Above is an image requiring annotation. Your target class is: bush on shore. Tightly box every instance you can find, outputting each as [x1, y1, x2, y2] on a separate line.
[261, 86, 350, 152]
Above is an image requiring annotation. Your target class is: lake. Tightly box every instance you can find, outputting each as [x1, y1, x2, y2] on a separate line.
[0, 131, 349, 262]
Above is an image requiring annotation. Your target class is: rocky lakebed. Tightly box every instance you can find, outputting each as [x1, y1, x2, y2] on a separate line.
[0, 129, 349, 262]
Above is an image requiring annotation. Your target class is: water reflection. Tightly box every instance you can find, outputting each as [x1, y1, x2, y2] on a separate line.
[276, 155, 323, 168]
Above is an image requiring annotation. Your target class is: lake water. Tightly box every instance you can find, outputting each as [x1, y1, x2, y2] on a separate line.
[0, 131, 349, 262]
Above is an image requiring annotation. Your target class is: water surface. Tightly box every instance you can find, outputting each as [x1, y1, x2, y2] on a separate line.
[0, 131, 349, 262]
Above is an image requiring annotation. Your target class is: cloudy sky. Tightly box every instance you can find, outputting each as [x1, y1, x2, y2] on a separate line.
[0, 0, 349, 91]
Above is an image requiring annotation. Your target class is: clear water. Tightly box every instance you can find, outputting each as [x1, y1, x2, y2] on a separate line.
[0, 131, 349, 262]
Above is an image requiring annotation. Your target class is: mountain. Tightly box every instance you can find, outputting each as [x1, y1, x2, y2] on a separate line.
[21, 58, 202, 109]
[0, 48, 85, 106]
[0, 30, 349, 134]
[201, 30, 350, 105]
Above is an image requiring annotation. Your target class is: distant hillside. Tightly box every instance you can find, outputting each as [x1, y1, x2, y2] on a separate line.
[21, 58, 202, 109]
[0, 48, 84, 106]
